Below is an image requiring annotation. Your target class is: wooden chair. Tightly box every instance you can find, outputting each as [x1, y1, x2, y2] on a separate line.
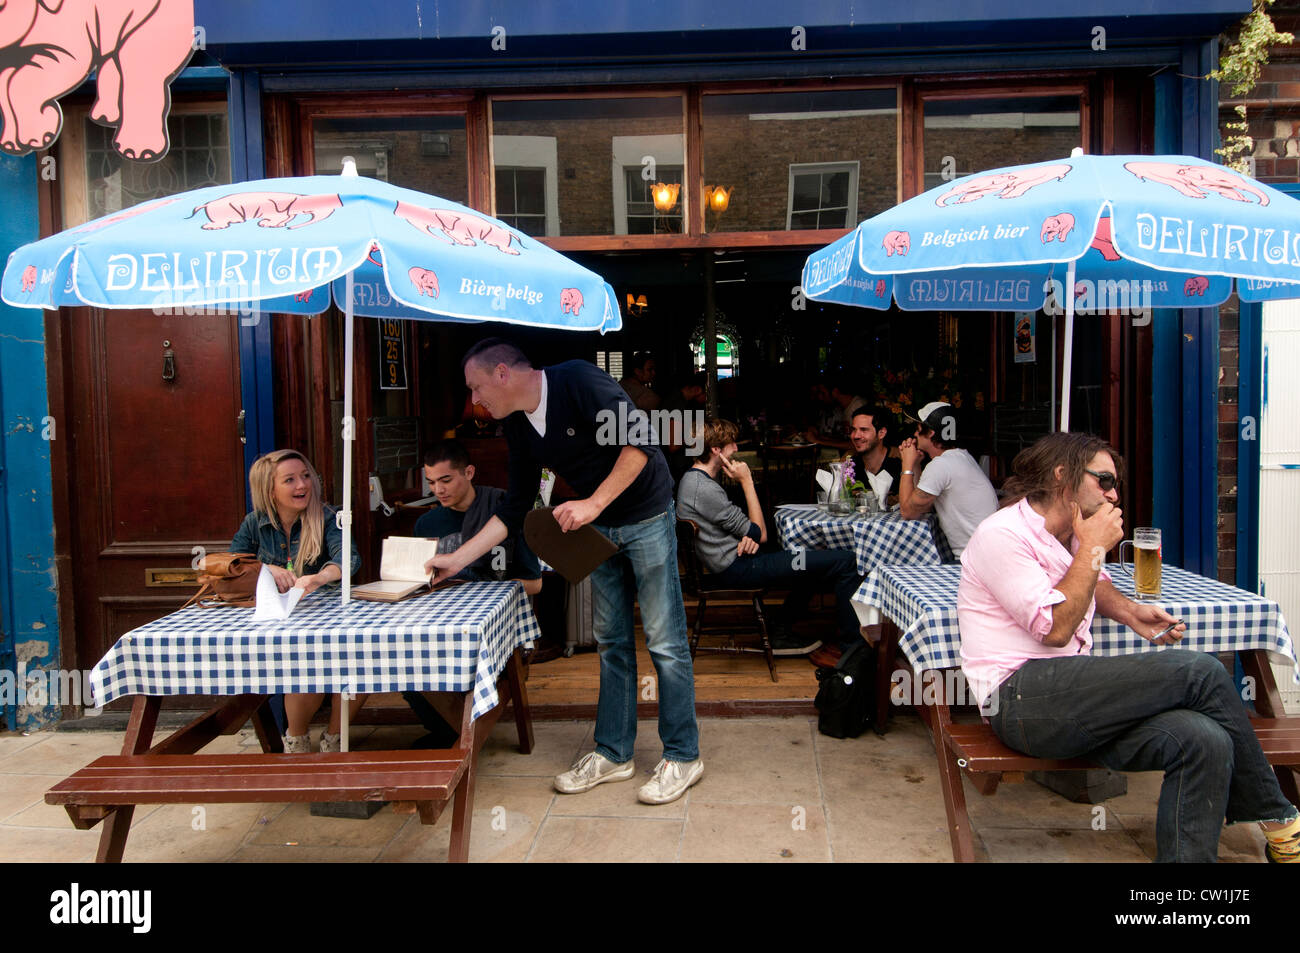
[759, 444, 819, 511]
[676, 518, 777, 682]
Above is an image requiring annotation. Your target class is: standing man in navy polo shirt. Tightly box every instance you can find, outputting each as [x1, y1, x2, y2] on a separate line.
[426, 339, 703, 804]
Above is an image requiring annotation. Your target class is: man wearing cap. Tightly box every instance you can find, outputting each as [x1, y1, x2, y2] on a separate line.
[898, 401, 997, 558]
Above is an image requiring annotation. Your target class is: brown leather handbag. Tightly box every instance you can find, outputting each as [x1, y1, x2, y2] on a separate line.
[182, 552, 262, 608]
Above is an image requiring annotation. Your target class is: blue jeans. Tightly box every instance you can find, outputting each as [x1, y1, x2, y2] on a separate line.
[993, 651, 1296, 863]
[590, 509, 699, 764]
[712, 548, 862, 645]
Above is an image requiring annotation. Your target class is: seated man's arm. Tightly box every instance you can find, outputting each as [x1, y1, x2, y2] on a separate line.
[900, 486, 936, 520]
[719, 455, 766, 544]
[1095, 577, 1186, 645]
[1042, 502, 1126, 647]
[898, 438, 935, 519]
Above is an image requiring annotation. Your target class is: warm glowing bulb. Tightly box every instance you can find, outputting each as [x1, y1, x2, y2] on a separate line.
[652, 182, 680, 212]
[707, 186, 732, 213]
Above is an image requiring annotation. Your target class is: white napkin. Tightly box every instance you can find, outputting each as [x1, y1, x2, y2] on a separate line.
[815, 469, 833, 493]
[252, 564, 304, 621]
[865, 469, 893, 510]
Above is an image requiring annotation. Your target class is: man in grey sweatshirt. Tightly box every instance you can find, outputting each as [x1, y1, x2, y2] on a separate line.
[676, 418, 863, 655]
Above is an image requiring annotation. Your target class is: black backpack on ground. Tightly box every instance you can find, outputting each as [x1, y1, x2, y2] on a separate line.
[814, 641, 876, 739]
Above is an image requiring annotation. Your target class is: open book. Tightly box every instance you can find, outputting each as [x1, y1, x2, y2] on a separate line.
[352, 536, 463, 602]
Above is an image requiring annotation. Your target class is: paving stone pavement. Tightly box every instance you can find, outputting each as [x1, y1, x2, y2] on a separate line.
[0, 714, 1270, 862]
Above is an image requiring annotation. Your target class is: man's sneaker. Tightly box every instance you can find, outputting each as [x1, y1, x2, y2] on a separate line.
[554, 752, 636, 794]
[768, 631, 822, 656]
[637, 758, 704, 804]
[283, 733, 311, 754]
[319, 730, 342, 753]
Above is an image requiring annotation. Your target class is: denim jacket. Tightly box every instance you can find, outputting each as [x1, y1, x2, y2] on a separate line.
[228, 505, 360, 578]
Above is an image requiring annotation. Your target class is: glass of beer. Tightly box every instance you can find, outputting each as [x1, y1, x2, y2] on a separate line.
[1119, 527, 1162, 599]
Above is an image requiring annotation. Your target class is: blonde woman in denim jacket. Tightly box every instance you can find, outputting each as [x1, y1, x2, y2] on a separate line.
[230, 449, 361, 753]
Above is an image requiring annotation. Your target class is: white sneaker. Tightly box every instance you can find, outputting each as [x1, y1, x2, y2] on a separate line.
[319, 730, 341, 753]
[554, 751, 635, 794]
[283, 733, 311, 754]
[637, 758, 704, 804]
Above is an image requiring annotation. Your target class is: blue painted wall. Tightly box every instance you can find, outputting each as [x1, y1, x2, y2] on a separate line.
[0, 155, 59, 731]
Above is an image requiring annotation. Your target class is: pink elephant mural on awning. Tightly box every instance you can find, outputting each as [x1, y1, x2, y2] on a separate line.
[0, 0, 195, 161]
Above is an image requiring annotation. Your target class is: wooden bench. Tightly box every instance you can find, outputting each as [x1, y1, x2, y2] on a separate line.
[873, 618, 1300, 862]
[46, 749, 476, 859]
[937, 714, 1300, 863]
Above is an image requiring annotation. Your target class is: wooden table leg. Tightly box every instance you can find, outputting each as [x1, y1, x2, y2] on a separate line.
[916, 680, 976, 863]
[447, 694, 477, 863]
[1240, 649, 1300, 804]
[505, 647, 534, 754]
[875, 620, 900, 734]
[96, 695, 160, 863]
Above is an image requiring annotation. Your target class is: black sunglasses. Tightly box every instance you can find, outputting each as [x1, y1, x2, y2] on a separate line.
[1085, 468, 1120, 492]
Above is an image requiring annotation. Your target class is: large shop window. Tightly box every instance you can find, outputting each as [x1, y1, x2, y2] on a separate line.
[921, 96, 1081, 190]
[701, 89, 896, 233]
[312, 116, 469, 200]
[490, 97, 685, 236]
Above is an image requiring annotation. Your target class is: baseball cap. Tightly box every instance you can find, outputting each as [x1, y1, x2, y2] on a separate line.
[913, 401, 952, 424]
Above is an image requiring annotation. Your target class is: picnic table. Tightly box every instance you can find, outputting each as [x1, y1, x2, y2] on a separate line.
[856, 562, 1300, 861]
[46, 580, 539, 863]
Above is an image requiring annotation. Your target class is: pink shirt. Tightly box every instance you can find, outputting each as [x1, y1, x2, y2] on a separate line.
[957, 498, 1110, 706]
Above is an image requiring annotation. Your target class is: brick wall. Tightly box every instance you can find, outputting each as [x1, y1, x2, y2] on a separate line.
[1216, 1, 1300, 582]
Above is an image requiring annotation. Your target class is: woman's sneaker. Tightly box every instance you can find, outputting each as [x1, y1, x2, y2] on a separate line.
[319, 730, 342, 753]
[283, 733, 311, 754]
[554, 751, 636, 794]
[637, 758, 704, 804]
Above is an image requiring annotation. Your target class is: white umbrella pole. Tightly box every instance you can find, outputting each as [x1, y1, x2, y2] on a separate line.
[1059, 259, 1076, 433]
[339, 270, 355, 752]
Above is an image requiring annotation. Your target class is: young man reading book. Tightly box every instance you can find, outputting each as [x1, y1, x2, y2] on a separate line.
[414, 439, 542, 595]
[402, 439, 544, 748]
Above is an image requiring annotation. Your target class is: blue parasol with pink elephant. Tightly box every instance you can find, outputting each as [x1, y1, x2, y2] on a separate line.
[2, 160, 621, 608]
[802, 149, 1300, 431]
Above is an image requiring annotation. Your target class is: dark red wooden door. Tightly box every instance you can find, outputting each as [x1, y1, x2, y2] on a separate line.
[66, 307, 248, 681]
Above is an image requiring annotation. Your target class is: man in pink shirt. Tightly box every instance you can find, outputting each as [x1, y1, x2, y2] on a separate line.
[958, 432, 1298, 863]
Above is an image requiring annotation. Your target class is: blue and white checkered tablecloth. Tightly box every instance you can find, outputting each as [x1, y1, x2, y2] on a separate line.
[90, 581, 539, 720]
[775, 504, 952, 574]
[855, 563, 1299, 680]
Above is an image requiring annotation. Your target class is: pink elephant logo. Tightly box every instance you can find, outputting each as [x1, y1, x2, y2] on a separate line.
[394, 201, 523, 255]
[560, 288, 583, 315]
[1125, 161, 1270, 205]
[936, 164, 1071, 206]
[188, 192, 342, 230]
[0, 0, 195, 160]
[875, 279, 886, 298]
[366, 242, 383, 267]
[21, 264, 36, 291]
[1184, 275, 1209, 297]
[882, 230, 910, 256]
[409, 267, 439, 298]
[294, 289, 313, 303]
[1040, 213, 1074, 244]
[1089, 217, 1121, 262]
